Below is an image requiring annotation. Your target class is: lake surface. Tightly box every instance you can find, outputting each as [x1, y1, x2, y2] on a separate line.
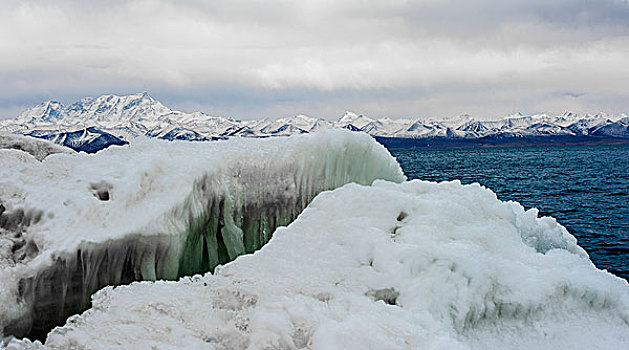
[391, 144, 629, 281]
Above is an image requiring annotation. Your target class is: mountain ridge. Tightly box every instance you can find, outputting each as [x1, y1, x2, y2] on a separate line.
[1, 93, 628, 152]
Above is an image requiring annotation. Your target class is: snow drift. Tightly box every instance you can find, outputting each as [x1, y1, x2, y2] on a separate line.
[0, 130, 404, 340]
[0, 133, 74, 161]
[11, 180, 628, 349]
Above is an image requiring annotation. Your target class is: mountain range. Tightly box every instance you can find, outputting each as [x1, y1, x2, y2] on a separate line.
[1, 92, 628, 152]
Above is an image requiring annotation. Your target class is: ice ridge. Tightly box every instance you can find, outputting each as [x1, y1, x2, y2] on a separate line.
[0, 130, 405, 340]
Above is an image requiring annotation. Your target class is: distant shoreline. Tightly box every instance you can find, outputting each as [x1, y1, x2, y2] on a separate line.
[376, 135, 629, 149]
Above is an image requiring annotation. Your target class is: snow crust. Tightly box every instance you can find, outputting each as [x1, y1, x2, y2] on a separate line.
[0, 133, 74, 161]
[0, 130, 404, 339]
[9, 180, 627, 349]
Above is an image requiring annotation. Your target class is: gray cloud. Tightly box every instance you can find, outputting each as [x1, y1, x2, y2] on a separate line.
[1, 0, 628, 120]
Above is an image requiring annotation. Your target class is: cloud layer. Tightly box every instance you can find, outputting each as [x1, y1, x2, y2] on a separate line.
[1, 0, 628, 119]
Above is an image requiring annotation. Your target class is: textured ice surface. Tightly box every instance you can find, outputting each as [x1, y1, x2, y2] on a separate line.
[0, 130, 404, 340]
[0, 133, 74, 161]
[12, 180, 627, 349]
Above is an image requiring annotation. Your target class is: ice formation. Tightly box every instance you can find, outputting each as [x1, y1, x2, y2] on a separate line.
[0, 133, 74, 161]
[0, 130, 404, 340]
[7, 180, 627, 349]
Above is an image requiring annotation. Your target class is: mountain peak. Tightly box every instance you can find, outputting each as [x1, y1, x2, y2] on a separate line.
[16, 100, 65, 123]
[339, 111, 359, 121]
[505, 112, 524, 119]
[13, 92, 172, 126]
[131, 91, 154, 101]
[562, 111, 577, 118]
[92, 92, 155, 105]
[337, 112, 375, 130]
[338, 111, 373, 126]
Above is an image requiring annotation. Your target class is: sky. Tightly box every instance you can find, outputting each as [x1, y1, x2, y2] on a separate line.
[1, 0, 629, 120]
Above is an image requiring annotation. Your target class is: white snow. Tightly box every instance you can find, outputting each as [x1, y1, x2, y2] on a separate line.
[1, 126, 627, 349]
[0, 130, 404, 339]
[9, 180, 627, 349]
[0, 133, 74, 161]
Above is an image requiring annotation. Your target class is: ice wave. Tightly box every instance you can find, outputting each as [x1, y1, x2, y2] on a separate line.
[18, 180, 629, 350]
[0, 130, 404, 340]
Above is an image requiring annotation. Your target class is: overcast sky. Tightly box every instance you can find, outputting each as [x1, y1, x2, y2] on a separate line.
[1, 0, 628, 120]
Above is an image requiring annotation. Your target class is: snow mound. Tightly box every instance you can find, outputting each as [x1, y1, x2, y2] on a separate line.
[0, 129, 404, 340]
[21, 180, 629, 349]
[0, 133, 74, 161]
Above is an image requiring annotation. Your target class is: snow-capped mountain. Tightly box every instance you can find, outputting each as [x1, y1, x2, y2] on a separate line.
[1, 92, 628, 152]
[27, 127, 127, 153]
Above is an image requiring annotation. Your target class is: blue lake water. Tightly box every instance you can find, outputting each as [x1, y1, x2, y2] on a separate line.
[390, 144, 629, 281]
